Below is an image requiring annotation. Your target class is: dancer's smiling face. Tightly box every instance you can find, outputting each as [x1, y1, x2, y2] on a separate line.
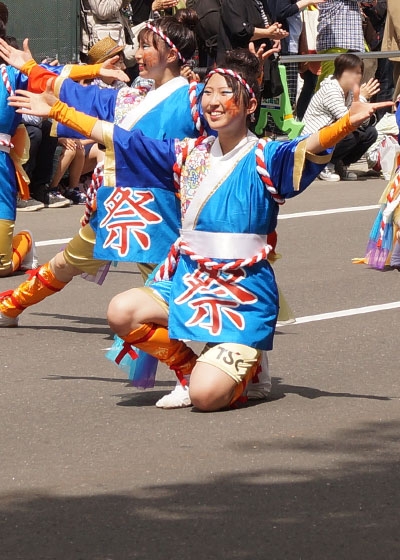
[136, 32, 176, 83]
[201, 73, 257, 133]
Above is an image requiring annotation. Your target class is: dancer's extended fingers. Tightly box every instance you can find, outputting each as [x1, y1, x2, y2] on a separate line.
[371, 101, 395, 111]
[22, 38, 32, 57]
[10, 89, 32, 102]
[8, 98, 32, 110]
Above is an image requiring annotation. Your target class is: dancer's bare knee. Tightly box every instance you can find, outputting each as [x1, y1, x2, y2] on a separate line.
[50, 252, 81, 283]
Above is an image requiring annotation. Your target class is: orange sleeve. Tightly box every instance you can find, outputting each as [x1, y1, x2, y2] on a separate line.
[20, 60, 58, 94]
[49, 100, 98, 138]
[318, 112, 357, 150]
[21, 60, 103, 93]
[68, 63, 103, 80]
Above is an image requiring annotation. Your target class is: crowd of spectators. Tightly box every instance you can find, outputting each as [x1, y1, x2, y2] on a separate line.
[3, 0, 400, 211]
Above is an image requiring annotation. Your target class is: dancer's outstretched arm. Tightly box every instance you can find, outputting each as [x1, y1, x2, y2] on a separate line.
[0, 37, 129, 93]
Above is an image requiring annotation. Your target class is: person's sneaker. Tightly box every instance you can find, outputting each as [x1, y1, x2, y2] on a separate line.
[45, 191, 71, 208]
[155, 381, 192, 409]
[16, 198, 45, 212]
[335, 160, 358, 181]
[318, 163, 340, 182]
[341, 169, 358, 181]
[64, 188, 87, 205]
[20, 230, 39, 271]
[0, 311, 18, 328]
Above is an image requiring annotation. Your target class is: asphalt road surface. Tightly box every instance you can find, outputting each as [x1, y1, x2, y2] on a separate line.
[1, 172, 399, 560]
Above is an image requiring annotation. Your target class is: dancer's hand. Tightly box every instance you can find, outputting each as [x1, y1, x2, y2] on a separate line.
[99, 55, 130, 83]
[349, 84, 393, 127]
[0, 37, 33, 70]
[8, 79, 57, 118]
[360, 78, 381, 100]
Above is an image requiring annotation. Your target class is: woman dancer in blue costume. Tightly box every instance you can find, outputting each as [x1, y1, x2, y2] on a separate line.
[9, 48, 391, 412]
[0, 10, 204, 302]
[0, 20, 123, 279]
[1, 13, 283, 408]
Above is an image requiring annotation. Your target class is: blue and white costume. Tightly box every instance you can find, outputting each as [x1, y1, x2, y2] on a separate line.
[53, 75, 209, 263]
[101, 126, 331, 350]
[0, 63, 64, 221]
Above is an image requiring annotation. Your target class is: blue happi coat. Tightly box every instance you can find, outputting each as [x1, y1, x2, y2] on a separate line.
[0, 64, 64, 220]
[99, 125, 331, 350]
[53, 76, 209, 263]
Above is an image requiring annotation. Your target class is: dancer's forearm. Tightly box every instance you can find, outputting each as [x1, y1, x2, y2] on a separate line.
[49, 100, 104, 143]
[21, 60, 103, 93]
[306, 112, 356, 154]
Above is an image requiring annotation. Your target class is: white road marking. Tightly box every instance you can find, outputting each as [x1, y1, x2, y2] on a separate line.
[289, 301, 400, 325]
[36, 238, 72, 247]
[279, 204, 380, 220]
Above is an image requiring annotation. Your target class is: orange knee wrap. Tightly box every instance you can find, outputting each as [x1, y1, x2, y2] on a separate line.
[11, 230, 32, 272]
[122, 323, 198, 381]
[0, 262, 68, 318]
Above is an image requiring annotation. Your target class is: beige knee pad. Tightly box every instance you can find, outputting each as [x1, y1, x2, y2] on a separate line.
[197, 343, 261, 384]
[0, 219, 14, 275]
[63, 223, 109, 275]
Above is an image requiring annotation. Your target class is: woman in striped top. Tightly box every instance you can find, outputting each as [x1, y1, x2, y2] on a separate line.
[303, 53, 380, 181]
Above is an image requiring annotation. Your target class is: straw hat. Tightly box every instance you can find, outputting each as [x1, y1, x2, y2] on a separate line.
[88, 37, 124, 64]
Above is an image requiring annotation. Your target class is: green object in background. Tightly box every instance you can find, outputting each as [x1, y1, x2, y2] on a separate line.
[255, 64, 305, 140]
[7, 0, 80, 64]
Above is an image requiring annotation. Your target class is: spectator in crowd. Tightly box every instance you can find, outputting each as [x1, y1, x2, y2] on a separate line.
[303, 53, 380, 181]
[80, 0, 138, 69]
[217, 0, 288, 64]
[297, 4, 322, 120]
[129, 0, 180, 25]
[87, 35, 127, 89]
[49, 36, 128, 205]
[50, 139, 87, 205]
[191, 0, 221, 67]
[363, 1, 393, 120]
[316, 0, 377, 90]
[267, 0, 326, 108]
[382, 0, 400, 101]
[20, 113, 63, 210]
[130, 0, 153, 25]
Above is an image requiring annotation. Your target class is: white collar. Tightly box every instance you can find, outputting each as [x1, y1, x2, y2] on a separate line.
[119, 76, 189, 131]
[210, 131, 258, 161]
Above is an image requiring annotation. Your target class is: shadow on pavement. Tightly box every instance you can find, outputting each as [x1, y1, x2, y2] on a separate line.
[271, 377, 393, 401]
[22, 325, 113, 336]
[1, 420, 399, 559]
[44, 374, 176, 389]
[31, 312, 109, 326]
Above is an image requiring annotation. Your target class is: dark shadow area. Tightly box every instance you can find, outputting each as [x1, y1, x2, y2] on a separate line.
[115, 385, 177, 407]
[271, 377, 393, 401]
[21, 325, 112, 336]
[1, 421, 400, 559]
[44, 374, 176, 389]
[31, 312, 109, 326]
